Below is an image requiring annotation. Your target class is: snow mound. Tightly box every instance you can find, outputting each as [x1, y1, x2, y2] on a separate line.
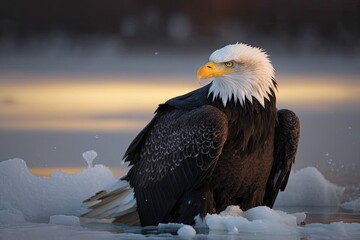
[275, 167, 345, 206]
[0, 158, 117, 221]
[201, 205, 302, 236]
[341, 197, 360, 211]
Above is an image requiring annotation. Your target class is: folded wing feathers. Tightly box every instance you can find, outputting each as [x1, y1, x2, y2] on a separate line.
[81, 180, 139, 225]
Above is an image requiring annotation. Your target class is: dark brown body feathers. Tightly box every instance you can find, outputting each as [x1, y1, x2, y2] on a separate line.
[123, 83, 299, 226]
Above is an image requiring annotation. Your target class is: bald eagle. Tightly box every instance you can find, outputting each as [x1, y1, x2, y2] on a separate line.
[82, 43, 300, 226]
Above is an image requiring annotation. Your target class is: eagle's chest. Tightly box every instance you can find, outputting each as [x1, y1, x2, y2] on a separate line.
[209, 101, 276, 210]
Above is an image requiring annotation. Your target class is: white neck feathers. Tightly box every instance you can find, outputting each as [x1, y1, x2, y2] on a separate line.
[207, 43, 276, 108]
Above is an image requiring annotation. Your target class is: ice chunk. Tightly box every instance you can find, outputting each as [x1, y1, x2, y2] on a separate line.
[205, 206, 299, 236]
[291, 212, 306, 225]
[0, 202, 25, 224]
[49, 215, 80, 226]
[275, 167, 345, 206]
[208, 214, 250, 233]
[177, 225, 196, 236]
[206, 205, 248, 232]
[0, 158, 117, 221]
[82, 150, 98, 168]
[219, 205, 243, 216]
[231, 226, 239, 234]
[245, 206, 297, 226]
[341, 197, 360, 211]
[301, 222, 360, 239]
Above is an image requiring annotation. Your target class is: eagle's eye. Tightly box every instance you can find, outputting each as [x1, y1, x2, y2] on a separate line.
[224, 62, 233, 67]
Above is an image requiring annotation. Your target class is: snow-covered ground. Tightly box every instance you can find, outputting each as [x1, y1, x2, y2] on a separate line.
[1, 153, 360, 239]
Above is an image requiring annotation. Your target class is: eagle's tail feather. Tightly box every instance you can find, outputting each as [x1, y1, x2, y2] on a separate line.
[81, 180, 140, 225]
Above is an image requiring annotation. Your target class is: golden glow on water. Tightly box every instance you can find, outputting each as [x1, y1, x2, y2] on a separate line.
[2, 118, 148, 131]
[0, 74, 359, 131]
[29, 167, 127, 178]
[0, 75, 195, 131]
[0, 78, 195, 118]
[278, 82, 359, 106]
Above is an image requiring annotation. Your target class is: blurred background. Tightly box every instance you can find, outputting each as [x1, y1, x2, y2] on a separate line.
[0, 1, 359, 189]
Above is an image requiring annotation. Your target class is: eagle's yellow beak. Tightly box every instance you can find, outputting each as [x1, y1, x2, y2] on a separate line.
[197, 62, 233, 81]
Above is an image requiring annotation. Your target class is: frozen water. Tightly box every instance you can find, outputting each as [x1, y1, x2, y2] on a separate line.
[275, 167, 345, 206]
[0, 158, 116, 221]
[0, 222, 115, 240]
[82, 150, 98, 168]
[342, 197, 360, 211]
[0, 158, 360, 239]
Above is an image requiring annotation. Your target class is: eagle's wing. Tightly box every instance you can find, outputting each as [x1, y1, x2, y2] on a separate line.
[264, 109, 300, 208]
[123, 105, 228, 226]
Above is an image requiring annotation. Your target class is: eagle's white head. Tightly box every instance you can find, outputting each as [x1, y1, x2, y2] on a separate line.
[197, 43, 276, 107]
